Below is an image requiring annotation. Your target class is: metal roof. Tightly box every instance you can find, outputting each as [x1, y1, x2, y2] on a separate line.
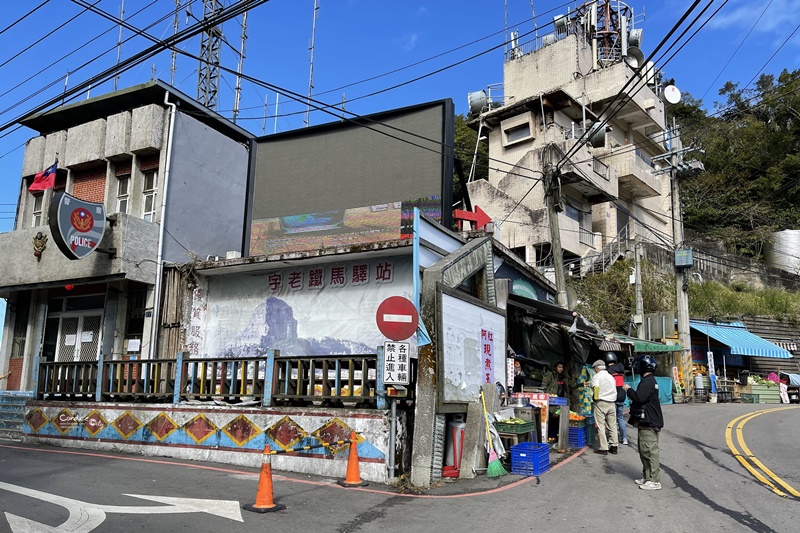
[613, 333, 682, 353]
[690, 320, 793, 359]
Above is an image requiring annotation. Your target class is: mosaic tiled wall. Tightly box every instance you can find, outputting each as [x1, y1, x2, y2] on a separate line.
[23, 402, 394, 483]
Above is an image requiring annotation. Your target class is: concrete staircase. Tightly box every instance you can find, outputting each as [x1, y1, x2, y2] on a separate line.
[0, 391, 34, 440]
[581, 224, 632, 276]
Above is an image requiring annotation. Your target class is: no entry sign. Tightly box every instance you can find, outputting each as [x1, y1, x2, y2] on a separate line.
[376, 296, 419, 341]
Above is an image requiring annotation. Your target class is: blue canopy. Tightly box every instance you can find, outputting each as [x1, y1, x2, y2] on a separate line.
[690, 321, 793, 359]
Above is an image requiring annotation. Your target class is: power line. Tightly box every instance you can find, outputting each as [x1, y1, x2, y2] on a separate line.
[0, 1, 103, 70]
[0, 0, 272, 135]
[0, 1, 50, 36]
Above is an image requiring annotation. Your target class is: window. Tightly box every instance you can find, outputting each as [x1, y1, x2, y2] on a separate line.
[117, 176, 129, 214]
[143, 170, 157, 222]
[32, 194, 43, 227]
[504, 123, 531, 144]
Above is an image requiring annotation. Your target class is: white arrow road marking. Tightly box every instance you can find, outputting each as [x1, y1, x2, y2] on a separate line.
[383, 313, 412, 323]
[0, 481, 243, 533]
[107, 494, 243, 521]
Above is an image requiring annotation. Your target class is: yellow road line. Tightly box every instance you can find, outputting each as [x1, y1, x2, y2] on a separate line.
[725, 406, 800, 498]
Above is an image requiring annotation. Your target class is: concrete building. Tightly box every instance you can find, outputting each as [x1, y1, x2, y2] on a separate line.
[0, 80, 252, 397]
[467, 0, 675, 280]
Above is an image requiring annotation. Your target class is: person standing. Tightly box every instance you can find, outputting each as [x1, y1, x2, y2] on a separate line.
[590, 359, 619, 455]
[779, 374, 790, 404]
[623, 354, 664, 491]
[606, 352, 629, 445]
[543, 361, 566, 397]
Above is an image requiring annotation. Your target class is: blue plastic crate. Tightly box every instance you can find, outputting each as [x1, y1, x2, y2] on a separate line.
[510, 442, 550, 476]
[569, 426, 588, 448]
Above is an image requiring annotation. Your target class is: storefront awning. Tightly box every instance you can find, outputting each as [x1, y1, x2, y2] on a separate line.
[612, 334, 682, 353]
[690, 321, 793, 359]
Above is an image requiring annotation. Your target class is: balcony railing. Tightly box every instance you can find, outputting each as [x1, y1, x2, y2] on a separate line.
[579, 227, 595, 248]
[35, 350, 397, 409]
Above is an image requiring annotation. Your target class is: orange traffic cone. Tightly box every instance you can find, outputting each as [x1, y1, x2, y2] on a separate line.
[243, 445, 286, 513]
[337, 431, 369, 487]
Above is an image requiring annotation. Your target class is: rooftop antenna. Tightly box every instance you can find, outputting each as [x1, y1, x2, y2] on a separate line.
[274, 92, 280, 134]
[503, 0, 508, 56]
[114, 0, 125, 90]
[530, 0, 538, 39]
[171, 0, 180, 85]
[341, 92, 346, 120]
[261, 93, 268, 134]
[232, 10, 248, 123]
[63, 70, 69, 104]
[197, 0, 223, 110]
[305, 0, 320, 127]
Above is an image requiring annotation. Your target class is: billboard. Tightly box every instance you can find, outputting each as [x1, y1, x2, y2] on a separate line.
[248, 100, 454, 256]
[186, 256, 417, 359]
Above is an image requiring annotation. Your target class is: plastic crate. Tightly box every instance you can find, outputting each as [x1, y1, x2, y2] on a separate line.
[569, 419, 587, 428]
[741, 393, 759, 403]
[586, 424, 595, 445]
[511, 442, 550, 476]
[495, 421, 536, 434]
[568, 426, 587, 448]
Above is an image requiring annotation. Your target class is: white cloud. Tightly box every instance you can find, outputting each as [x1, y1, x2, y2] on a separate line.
[396, 32, 419, 52]
[708, 0, 800, 33]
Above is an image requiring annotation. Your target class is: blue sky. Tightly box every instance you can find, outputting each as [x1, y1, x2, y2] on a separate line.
[1, 0, 799, 241]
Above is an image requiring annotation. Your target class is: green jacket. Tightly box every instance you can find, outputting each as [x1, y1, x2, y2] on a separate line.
[542, 371, 562, 395]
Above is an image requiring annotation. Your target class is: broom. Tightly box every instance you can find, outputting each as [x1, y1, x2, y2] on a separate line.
[480, 389, 508, 478]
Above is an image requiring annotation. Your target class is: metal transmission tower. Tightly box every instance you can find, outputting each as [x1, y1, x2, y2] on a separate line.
[197, 0, 223, 110]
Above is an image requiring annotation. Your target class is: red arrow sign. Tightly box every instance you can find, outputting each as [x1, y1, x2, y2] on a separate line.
[376, 296, 419, 341]
[453, 205, 492, 230]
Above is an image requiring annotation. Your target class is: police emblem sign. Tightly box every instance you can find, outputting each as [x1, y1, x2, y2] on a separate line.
[48, 192, 106, 260]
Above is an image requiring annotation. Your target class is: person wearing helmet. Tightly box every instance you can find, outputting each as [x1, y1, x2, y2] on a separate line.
[605, 352, 629, 446]
[623, 354, 664, 491]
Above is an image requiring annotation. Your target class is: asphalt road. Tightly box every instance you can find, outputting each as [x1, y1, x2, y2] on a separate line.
[1, 402, 799, 533]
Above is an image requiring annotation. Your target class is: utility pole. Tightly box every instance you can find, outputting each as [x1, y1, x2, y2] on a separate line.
[670, 127, 693, 399]
[544, 160, 568, 308]
[652, 123, 704, 399]
[634, 237, 645, 339]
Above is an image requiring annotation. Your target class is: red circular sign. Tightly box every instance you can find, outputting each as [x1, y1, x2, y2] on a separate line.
[376, 296, 419, 341]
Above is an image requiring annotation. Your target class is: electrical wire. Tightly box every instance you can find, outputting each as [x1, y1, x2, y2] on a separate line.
[0, 0, 272, 135]
[0, 1, 103, 70]
[0, 1, 50, 36]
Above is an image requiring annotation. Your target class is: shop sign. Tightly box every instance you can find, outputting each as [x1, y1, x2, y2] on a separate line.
[48, 192, 106, 260]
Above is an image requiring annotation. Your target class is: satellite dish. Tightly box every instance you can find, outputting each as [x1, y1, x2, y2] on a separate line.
[543, 33, 558, 46]
[624, 47, 645, 68]
[468, 90, 488, 115]
[663, 85, 682, 105]
[628, 28, 643, 48]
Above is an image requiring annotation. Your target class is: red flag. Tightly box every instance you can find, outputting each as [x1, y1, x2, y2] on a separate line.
[29, 160, 58, 192]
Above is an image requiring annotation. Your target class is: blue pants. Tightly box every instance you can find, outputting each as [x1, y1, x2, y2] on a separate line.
[616, 402, 627, 442]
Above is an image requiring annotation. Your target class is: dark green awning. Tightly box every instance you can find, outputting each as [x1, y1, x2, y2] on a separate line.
[613, 334, 682, 353]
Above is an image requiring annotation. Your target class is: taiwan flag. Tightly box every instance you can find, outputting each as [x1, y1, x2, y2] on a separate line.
[29, 160, 58, 192]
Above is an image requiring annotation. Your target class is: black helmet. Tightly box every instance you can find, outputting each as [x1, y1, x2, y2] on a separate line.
[633, 354, 657, 374]
[604, 352, 618, 365]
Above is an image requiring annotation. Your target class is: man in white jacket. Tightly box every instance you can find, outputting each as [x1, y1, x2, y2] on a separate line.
[591, 360, 619, 455]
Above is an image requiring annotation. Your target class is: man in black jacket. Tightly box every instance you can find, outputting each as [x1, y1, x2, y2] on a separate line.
[623, 354, 664, 491]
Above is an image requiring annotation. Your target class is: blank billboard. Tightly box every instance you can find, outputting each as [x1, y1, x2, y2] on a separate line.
[248, 100, 454, 256]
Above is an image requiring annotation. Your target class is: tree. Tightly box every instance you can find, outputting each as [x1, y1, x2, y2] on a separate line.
[678, 69, 800, 258]
[452, 114, 489, 204]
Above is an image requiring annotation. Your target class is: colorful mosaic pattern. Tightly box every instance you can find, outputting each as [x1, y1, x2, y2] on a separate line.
[22, 405, 385, 465]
